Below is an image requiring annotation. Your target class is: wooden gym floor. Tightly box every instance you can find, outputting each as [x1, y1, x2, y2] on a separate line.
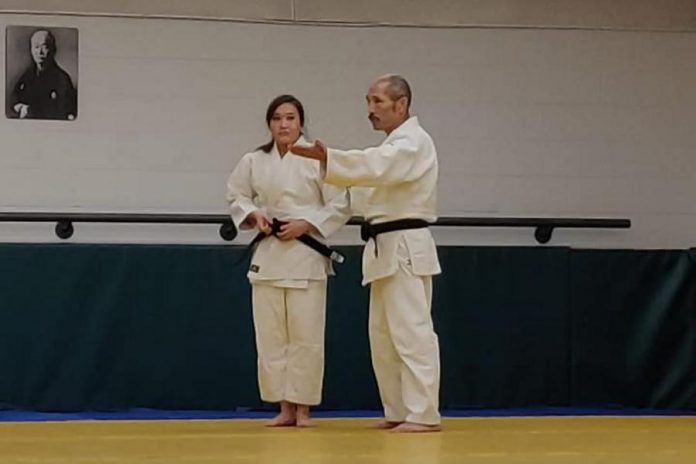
[1, 416, 695, 464]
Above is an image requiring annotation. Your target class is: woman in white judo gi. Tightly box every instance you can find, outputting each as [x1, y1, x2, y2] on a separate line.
[226, 95, 350, 427]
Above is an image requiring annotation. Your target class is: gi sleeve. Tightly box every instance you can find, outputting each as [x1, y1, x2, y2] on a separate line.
[324, 133, 429, 187]
[301, 183, 351, 238]
[225, 153, 259, 231]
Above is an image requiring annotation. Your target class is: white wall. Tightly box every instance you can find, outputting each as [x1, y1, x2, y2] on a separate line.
[2, 0, 695, 30]
[1, 12, 695, 247]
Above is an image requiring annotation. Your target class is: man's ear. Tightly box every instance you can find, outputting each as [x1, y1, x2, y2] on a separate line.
[396, 96, 409, 115]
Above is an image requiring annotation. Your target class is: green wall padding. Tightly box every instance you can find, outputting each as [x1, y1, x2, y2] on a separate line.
[0, 244, 694, 411]
[436, 247, 570, 408]
[570, 249, 696, 409]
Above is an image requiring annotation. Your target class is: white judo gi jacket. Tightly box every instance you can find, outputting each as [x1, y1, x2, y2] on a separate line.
[227, 139, 350, 285]
[324, 117, 441, 284]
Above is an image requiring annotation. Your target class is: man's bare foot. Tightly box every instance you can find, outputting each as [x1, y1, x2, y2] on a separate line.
[296, 404, 314, 428]
[265, 413, 296, 427]
[266, 401, 297, 427]
[390, 422, 441, 433]
[296, 416, 314, 427]
[374, 420, 404, 430]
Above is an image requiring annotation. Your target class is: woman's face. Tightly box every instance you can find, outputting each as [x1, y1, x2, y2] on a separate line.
[270, 102, 302, 148]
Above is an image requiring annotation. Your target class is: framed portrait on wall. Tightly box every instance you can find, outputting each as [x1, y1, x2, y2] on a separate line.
[5, 25, 78, 121]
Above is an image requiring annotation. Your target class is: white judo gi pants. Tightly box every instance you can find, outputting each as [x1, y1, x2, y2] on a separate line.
[251, 280, 326, 405]
[369, 255, 441, 425]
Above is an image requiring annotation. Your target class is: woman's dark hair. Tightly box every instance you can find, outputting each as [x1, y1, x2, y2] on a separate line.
[257, 94, 305, 153]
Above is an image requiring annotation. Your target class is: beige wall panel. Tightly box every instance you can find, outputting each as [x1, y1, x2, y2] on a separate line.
[0, 0, 292, 20]
[296, 0, 696, 30]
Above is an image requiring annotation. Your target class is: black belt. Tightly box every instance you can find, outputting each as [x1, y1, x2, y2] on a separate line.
[239, 218, 345, 266]
[360, 218, 430, 256]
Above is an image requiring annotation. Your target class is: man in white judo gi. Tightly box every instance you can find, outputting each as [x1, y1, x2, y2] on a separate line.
[290, 75, 442, 432]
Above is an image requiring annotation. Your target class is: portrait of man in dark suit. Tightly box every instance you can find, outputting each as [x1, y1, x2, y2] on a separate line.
[6, 26, 78, 121]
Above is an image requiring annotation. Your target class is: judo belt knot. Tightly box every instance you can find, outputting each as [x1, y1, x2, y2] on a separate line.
[239, 217, 345, 265]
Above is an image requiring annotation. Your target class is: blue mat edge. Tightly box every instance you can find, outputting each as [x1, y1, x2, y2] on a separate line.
[1, 407, 694, 422]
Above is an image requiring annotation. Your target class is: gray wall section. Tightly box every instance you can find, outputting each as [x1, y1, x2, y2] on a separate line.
[1, 13, 695, 248]
[0, 1, 293, 21]
[296, 0, 696, 30]
[1, 0, 696, 30]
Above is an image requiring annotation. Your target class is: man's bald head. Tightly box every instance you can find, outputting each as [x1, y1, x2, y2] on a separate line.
[366, 74, 413, 134]
[372, 74, 412, 111]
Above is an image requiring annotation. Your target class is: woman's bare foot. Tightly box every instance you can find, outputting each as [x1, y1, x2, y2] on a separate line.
[265, 401, 297, 427]
[390, 422, 442, 433]
[374, 420, 404, 429]
[295, 404, 314, 428]
[266, 414, 296, 427]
